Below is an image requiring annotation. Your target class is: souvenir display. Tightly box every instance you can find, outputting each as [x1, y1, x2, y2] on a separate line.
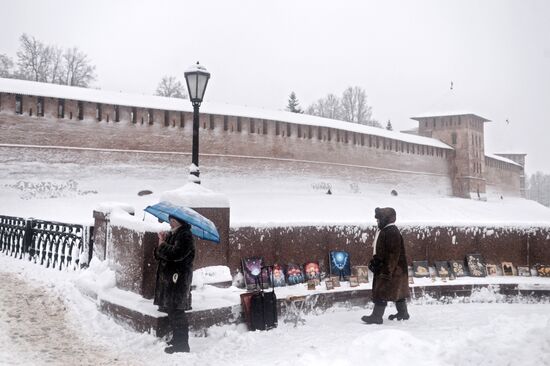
[486, 264, 498, 276]
[517, 266, 531, 277]
[466, 254, 486, 277]
[286, 263, 305, 285]
[448, 260, 467, 277]
[242, 257, 265, 290]
[304, 261, 321, 285]
[412, 260, 430, 278]
[352, 265, 369, 283]
[434, 261, 450, 278]
[329, 251, 351, 279]
[535, 264, 550, 277]
[501, 262, 514, 276]
[271, 263, 286, 287]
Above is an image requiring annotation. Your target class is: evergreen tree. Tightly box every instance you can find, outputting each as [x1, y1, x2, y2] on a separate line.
[286, 91, 303, 113]
[386, 120, 393, 130]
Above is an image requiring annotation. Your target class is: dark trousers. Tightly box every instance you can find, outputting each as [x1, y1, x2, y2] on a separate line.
[167, 308, 189, 341]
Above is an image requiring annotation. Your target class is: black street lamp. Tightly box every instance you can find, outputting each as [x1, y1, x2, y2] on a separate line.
[184, 61, 211, 184]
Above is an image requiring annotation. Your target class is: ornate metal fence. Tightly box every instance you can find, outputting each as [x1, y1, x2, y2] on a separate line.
[0, 215, 93, 270]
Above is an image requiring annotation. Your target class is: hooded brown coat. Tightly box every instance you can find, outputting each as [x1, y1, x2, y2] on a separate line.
[371, 208, 410, 302]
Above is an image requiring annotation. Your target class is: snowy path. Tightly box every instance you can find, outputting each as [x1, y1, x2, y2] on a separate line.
[0, 271, 144, 366]
[1, 256, 550, 365]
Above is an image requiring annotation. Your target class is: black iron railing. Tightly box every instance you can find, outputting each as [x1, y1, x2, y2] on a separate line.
[0, 215, 93, 270]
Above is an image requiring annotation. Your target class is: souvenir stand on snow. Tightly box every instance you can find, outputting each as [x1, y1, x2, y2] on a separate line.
[329, 251, 351, 281]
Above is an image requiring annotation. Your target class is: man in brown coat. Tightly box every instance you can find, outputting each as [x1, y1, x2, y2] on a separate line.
[362, 207, 410, 324]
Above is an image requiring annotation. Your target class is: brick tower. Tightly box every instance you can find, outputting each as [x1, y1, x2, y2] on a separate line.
[412, 113, 490, 200]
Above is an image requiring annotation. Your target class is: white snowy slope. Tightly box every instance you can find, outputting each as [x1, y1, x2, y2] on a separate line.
[1, 145, 550, 227]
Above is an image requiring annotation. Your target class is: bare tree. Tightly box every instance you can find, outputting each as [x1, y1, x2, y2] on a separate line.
[63, 47, 96, 87]
[306, 88, 380, 127]
[14, 34, 96, 87]
[50, 46, 65, 84]
[528, 172, 550, 207]
[341, 86, 373, 125]
[0, 54, 14, 78]
[307, 93, 342, 119]
[155, 76, 187, 98]
[16, 34, 52, 82]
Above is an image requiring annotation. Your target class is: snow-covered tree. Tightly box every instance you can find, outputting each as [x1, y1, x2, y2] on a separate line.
[63, 47, 96, 87]
[527, 172, 550, 207]
[306, 93, 342, 119]
[16, 34, 52, 82]
[0, 54, 14, 78]
[341, 86, 378, 126]
[286, 91, 303, 113]
[155, 76, 187, 99]
[15, 34, 96, 87]
[386, 120, 393, 130]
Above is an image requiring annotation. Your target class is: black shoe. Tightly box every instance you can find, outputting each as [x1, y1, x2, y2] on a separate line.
[164, 344, 190, 354]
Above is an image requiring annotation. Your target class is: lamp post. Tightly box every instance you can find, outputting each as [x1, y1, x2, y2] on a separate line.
[184, 61, 211, 184]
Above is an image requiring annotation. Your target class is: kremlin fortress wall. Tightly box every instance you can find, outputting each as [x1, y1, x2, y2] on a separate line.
[2, 78, 548, 285]
[0, 78, 523, 200]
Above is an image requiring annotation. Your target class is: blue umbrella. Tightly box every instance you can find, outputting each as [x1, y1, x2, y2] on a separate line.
[144, 201, 220, 243]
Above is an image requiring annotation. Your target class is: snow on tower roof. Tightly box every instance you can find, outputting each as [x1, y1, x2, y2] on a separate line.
[0, 77, 452, 150]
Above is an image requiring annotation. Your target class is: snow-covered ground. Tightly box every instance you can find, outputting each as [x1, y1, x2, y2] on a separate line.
[1, 254, 550, 366]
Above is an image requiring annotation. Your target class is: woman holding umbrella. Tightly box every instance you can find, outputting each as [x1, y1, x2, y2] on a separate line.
[154, 215, 195, 353]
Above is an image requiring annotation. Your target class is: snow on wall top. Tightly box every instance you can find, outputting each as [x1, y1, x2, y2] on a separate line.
[0, 77, 452, 150]
[485, 153, 522, 167]
[160, 183, 230, 208]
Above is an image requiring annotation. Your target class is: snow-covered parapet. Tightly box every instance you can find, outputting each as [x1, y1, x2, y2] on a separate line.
[161, 182, 230, 208]
[94, 201, 165, 232]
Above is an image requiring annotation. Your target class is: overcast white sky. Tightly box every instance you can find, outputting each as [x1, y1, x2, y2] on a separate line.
[1, 0, 549, 174]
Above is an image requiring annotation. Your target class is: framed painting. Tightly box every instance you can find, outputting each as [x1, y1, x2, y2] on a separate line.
[349, 276, 359, 287]
[307, 279, 317, 290]
[304, 261, 321, 285]
[412, 260, 430, 277]
[329, 251, 351, 279]
[352, 265, 369, 283]
[325, 278, 334, 290]
[501, 262, 514, 276]
[448, 260, 467, 277]
[286, 263, 305, 285]
[271, 263, 286, 287]
[242, 257, 265, 290]
[485, 264, 498, 276]
[535, 264, 550, 277]
[517, 266, 531, 277]
[331, 276, 341, 287]
[434, 261, 451, 278]
[466, 254, 487, 277]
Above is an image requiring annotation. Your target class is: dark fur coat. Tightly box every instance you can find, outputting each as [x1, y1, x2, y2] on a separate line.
[371, 207, 410, 302]
[154, 223, 195, 311]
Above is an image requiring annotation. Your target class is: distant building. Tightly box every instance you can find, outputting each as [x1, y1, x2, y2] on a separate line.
[0, 78, 524, 199]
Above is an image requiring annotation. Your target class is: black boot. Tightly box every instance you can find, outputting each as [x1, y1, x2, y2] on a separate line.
[361, 303, 386, 324]
[164, 328, 190, 354]
[388, 299, 410, 321]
